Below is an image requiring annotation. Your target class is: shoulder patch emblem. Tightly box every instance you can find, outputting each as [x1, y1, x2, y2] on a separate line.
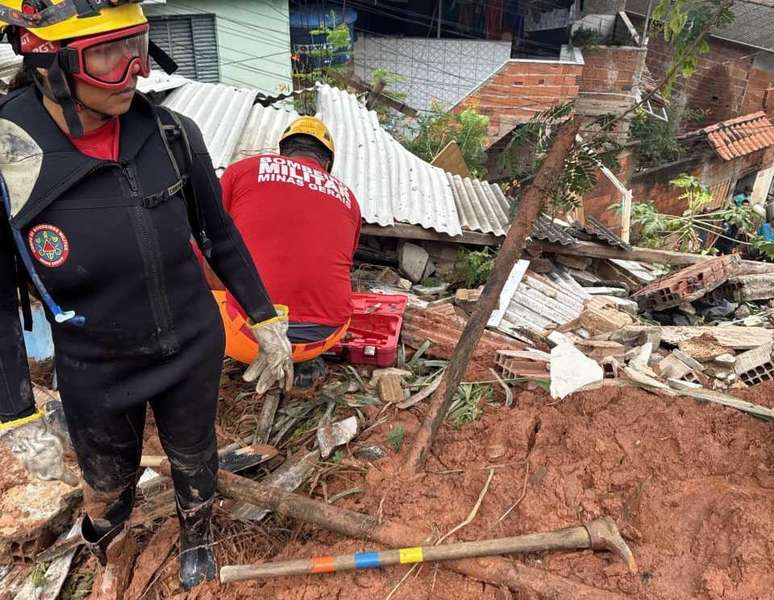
[28, 224, 70, 268]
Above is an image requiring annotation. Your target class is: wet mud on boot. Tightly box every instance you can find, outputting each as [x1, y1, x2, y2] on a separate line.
[287, 357, 328, 399]
[177, 497, 217, 591]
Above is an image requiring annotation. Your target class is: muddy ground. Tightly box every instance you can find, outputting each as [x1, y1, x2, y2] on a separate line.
[118, 379, 774, 600]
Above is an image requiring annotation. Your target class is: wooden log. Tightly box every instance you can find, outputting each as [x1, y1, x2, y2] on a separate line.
[402, 118, 582, 474]
[532, 239, 774, 274]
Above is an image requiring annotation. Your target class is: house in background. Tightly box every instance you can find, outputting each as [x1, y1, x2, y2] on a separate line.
[624, 0, 774, 131]
[144, 0, 293, 95]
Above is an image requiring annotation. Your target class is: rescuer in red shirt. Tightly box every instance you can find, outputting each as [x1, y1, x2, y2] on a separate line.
[208, 116, 361, 387]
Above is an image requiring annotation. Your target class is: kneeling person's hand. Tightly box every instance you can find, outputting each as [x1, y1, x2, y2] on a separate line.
[244, 305, 294, 395]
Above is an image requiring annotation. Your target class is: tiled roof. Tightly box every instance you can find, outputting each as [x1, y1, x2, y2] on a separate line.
[689, 111, 774, 161]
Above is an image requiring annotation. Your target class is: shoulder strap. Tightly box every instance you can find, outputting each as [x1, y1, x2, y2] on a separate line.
[152, 105, 213, 259]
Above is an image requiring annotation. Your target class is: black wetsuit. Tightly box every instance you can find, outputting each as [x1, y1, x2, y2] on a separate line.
[0, 86, 274, 516]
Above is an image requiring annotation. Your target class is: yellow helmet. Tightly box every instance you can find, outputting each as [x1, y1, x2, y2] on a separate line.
[2, 0, 146, 40]
[279, 116, 335, 161]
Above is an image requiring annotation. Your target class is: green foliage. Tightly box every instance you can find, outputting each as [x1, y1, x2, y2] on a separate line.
[387, 424, 406, 452]
[630, 109, 683, 169]
[499, 103, 621, 214]
[751, 237, 774, 261]
[401, 101, 490, 177]
[293, 14, 351, 112]
[455, 247, 496, 288]
[650, 0, 735, 96]
[447, 384, 493, 428]
[571, 27, 603, 47]
[622, 173, 758, 252]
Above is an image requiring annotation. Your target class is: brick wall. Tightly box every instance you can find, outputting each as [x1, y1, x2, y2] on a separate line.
[627, 149, 769, 217]
[456, 60, 584, 145]
[578, 46, 645, 94]
[742, 67, 774, 115]
[629, 14, 774, 130]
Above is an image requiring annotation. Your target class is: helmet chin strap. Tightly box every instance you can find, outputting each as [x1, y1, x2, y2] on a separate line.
[30, 57, 113, 138]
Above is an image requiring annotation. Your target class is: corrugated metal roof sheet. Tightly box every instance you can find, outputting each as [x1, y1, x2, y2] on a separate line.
[231, 102, 298, 164]
[162, 81, 258, 172]
[571, 215, 632, 250]
[489, 260, 591, 335]
[448, 174, 512, 236]
[316, 84, 463, 236]
[684, 111, 774, 161]
[530, 214, 577, 246]
[137, 70, 189, 95]
[167, 80, 511, 237]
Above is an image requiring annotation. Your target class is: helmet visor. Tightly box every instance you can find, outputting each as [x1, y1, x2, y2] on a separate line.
[82, 29, 148, 84]
[69, 24, 150, 88]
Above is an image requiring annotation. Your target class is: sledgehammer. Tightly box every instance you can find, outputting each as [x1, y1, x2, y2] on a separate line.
[220, 516, 637, 582]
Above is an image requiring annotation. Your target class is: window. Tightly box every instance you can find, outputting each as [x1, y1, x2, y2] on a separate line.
[148, 13, 220, 83]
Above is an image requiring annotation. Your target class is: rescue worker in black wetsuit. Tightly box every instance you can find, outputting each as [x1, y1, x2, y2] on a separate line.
[0, 1, 293, 596]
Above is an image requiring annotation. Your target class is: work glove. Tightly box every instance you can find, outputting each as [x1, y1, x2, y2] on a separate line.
[1, 412, 78, 486]
[243, 305, 294, 396]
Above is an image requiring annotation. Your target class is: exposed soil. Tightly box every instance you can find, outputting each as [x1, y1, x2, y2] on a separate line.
[129, 381, 774, 600]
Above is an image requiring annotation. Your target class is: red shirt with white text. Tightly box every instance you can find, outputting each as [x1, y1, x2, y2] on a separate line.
[220, 154, 361, 327]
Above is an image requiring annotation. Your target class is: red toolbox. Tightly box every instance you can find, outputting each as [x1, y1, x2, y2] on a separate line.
[327, 292, 409, 367]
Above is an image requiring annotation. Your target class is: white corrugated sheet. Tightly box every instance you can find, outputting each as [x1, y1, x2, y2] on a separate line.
[448, 174, 511, 236]
[165, 80, 509, 237]
[137, 70, 189, 95]
[491, 262, 591, 335]
[231, 102, 298, 164]
[162, 81, 258, 172]
[316, 84, 463, 236]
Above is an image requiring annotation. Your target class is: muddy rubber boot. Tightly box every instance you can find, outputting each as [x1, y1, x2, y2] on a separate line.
[287, 357, 328, 399]
[80, 517, 138, 600]
[177, 497, 217, 591]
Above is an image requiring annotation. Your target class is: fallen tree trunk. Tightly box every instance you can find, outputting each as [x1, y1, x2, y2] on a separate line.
[532, 239, 774, 275]
[217, 471, 629, 599]
[402, 118, 582, 475]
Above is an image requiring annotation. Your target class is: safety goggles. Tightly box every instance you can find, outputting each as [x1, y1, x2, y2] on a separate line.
[65, 22, 149, 89]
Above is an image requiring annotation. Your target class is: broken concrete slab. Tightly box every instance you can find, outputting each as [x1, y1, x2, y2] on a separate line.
[671, 349, 706, 372]
[399, 242, 431, 283]
[657, 353, 692, 380]
[612, 326, 774, 350]
[576, 302, 635, 336]
[549, 343, 604, 399]
[713, 273, 774, 303]
[628, 343, 654, 372]
[575, 340, 626, 362]
[677, 334, 730, 362]
[633, 255, 741, 311]
[596, 295, 639, 316]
